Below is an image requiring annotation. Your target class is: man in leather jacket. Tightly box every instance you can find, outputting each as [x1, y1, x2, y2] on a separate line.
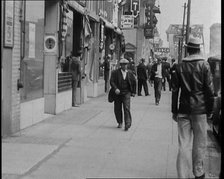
[110, 58, 136, 131]
[171, 36, 214, 179]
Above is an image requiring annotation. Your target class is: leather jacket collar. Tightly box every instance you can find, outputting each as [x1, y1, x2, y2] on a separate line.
[182, 54, 205, 61]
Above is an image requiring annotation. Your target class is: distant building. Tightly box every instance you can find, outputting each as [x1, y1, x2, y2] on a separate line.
[166, 24, 204, 61]
[210, 23, 221, 56]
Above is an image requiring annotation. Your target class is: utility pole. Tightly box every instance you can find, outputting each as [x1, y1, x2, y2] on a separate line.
[179, 2, 186, 62]
[185, 0, 191, 57]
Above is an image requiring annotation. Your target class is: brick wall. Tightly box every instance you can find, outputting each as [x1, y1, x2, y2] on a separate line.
[11, 1, 22, 133]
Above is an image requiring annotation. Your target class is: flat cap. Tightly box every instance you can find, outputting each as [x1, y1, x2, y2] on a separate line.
[119, 58, 129, 64]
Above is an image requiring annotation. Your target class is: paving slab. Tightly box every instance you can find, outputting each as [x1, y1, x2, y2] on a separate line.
[2, 143, 58, 175]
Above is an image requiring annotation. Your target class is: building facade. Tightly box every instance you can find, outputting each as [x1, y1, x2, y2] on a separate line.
[210, 23, 221, 56]
[120, 0, 162, 65]
[1, 0, 123, 137]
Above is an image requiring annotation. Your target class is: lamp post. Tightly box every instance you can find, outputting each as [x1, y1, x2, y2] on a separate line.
[185, 0, 191, 57]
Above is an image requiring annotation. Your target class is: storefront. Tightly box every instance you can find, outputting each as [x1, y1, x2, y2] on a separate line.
[1, 0, 120, 136]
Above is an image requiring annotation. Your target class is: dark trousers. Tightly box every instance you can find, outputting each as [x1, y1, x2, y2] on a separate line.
[138, 79, 149, 95]
[114, 92, 132, 129]
[105, 80, 109, 92]
[162, 75, 171, 91]
[72, 80, 79, 106]
[154, 77, 162, 103]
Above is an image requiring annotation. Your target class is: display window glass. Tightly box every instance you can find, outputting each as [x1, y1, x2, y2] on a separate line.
[20, 1, 45, 102]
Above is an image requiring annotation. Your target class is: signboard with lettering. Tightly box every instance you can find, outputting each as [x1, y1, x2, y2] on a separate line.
[154, 48, 170, 53]
[144, 28, 154, 39]
[121, 15, 134, 29]
[99, 20, 105, 51]
[4, 1, 14, 48]
[131, 0, 140, 18]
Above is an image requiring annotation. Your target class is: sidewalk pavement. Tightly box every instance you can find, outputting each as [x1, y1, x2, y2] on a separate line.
[2, 88, 221, 179]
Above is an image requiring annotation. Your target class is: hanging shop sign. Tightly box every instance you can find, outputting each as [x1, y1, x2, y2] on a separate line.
[131, 0, 140, 18]
[4, 1, 14, 48]
[121, 15, 134, 29]
[109, 44, 115, 51]
[144, 26, 154, 39]
[154, 48, 170, 53]
[99, 20, 105, 51]
[44, 35, 57, 53]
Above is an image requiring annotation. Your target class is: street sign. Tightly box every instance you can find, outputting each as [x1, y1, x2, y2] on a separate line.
[121, 15, 134, 29]
[131, 0, 140, 18]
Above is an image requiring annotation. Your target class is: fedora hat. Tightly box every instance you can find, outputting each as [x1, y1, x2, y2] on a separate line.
[184, 36, 202, 49]
[119, 58, 129, 64]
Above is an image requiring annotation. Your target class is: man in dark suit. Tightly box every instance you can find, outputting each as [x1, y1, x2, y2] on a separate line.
[70, 53, 82, 107]
[137, 58, 149, 96]
[162, 57, 171, 91]
[170, 58, 177, 90]
[110, 58, 136, 131]
[103, 55, 110, 92]
[151, 56, 164, 105]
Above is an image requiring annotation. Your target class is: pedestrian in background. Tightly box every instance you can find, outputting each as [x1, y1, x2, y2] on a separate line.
[171, 36, 215, 179]
[103, 55, 110, 92]
[70, 52, 82, 107]
[127, 57, 136, 76]
[162, 57, 171, 91]
[170, 58, 177, 90]
[137, 58, 149, 96]
[147, 59, 153, 87]
[110, 58, 136, 131]
[62, 51, 73, 72]
[151, 56, 164, 105]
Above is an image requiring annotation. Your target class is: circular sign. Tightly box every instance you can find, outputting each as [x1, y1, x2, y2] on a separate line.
[44, 35, 57, 52]
[45, 38, 55, 49]
[109, 44, 115, 50]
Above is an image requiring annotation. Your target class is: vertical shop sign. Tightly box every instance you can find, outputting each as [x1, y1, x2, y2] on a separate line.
[29, 23, 36, 58]
[99, 21, 105, 51]
[4, 1, 14, 48]
[131, 0, 140, 18]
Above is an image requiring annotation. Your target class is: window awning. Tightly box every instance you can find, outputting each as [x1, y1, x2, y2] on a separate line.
[67, 0, 85, 15]
[99, 16, 114, 30]
[114, 27, 122, 35]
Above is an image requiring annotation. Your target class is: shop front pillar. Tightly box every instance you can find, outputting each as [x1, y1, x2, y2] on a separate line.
[44, 1, 59, 114]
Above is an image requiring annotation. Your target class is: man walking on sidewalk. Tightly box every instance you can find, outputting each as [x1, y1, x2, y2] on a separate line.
[151, 56, 164, 105]
[110, 58, 136, 131]
[162, 57, 171, 91]
[137, 58, 149, 96]
[171, 36, 215, 179]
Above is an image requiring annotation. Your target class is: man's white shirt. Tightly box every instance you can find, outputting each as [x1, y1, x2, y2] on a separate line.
[155, 63, 162, 78]
[121, 69, 128, 80]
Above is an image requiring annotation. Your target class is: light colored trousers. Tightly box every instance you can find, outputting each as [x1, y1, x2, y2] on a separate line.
[177, 114, 207, 178]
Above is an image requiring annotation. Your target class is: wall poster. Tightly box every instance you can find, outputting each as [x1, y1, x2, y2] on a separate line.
[4, 1, 14, 48]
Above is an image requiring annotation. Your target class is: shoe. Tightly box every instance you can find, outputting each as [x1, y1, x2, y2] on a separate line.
[117, 123, 122, 128]
[72, 104, 79, 107]
[124, 127, 129, 131]
[138, 94, 142, 96]
[195, 173, 205, 179]
[145, 94, 150, 96]
[155, 102, 159, 105]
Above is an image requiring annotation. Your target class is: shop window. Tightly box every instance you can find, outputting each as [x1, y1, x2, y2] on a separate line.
[65, 9, 73, 57]
[20, 1, 45, 102]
